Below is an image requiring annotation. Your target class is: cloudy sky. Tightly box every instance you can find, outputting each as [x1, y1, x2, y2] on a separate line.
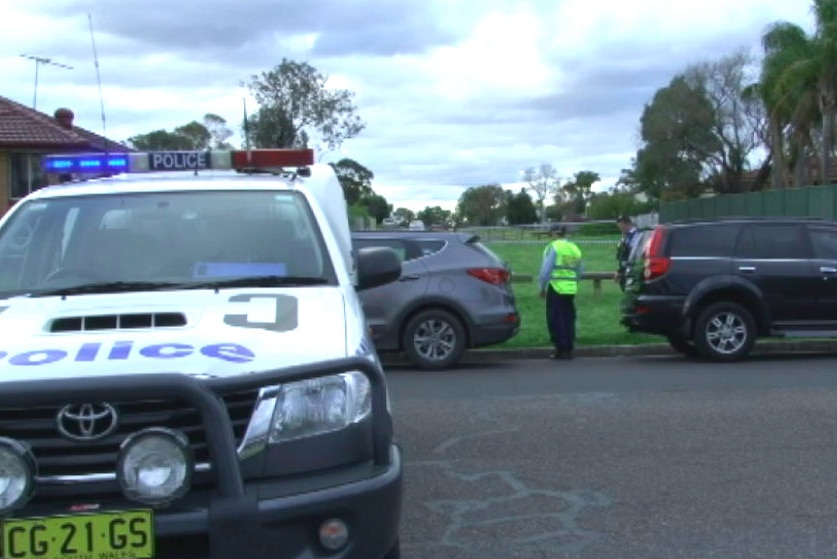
[0, 0, 816, 212]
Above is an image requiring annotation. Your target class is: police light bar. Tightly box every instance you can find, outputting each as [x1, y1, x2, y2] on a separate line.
[42, 149, 315, 175]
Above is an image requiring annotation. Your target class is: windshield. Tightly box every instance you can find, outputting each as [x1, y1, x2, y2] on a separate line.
[0, 189, 336, 298]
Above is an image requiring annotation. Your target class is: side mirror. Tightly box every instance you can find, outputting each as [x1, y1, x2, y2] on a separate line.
[356, 247, 402, 291]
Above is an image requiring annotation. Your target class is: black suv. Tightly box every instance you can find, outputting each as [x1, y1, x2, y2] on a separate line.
[621, 217, 837, 361]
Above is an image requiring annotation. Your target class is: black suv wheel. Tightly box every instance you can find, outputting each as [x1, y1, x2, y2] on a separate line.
[692, 301, 756, 362]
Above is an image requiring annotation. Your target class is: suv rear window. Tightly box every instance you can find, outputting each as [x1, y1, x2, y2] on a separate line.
[666, 224, 740, 257]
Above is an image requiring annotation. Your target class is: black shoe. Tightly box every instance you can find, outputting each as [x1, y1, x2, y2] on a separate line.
[565, 350, 574, 360]
[550, 350, 565, 360]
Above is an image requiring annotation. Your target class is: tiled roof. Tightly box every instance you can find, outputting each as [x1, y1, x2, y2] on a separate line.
[0, 94, 129, 151]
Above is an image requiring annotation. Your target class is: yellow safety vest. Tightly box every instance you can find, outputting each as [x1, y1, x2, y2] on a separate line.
[544, 239, 582, 294]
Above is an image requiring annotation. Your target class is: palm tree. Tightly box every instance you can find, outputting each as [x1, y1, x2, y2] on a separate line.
[756, 21, 813, 188]
[762, 0, 837, 187]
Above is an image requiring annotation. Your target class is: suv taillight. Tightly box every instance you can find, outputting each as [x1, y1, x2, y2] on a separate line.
[644, 228, 670, 280]
[468, 267, 510, 285]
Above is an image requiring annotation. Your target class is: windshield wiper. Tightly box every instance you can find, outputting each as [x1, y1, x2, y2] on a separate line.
[34, 281, 182, 297]
[180, 275, 329, 290]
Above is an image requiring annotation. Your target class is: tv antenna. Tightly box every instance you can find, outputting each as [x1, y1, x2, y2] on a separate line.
[19, 54, 73, 110]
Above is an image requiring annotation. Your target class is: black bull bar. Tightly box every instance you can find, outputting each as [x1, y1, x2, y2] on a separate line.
[0, 356, 393, 559]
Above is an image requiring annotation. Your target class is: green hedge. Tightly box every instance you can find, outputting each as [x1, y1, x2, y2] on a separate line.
[576, 222, 620, 236]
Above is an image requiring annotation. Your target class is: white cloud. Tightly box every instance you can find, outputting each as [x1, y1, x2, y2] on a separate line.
[0, 0, 818, 212]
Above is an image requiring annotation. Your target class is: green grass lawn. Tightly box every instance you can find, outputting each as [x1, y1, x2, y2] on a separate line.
[487, 238, 661, 347]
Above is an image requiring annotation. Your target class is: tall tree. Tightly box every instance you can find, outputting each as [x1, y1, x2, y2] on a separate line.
[127, 129, 196, 151]
[750, 22, 814, 188]
[749, 1, 837, 189]
[684, 51, 767, 194]
[245, 105, 306, 149]
[417, 206, 451, 227]
[173, 121, 211, 150]
[456, 184, 507, 226]
[244, 58, 365, 151]
[329, 158, 374, 205]
[522, 164, 561, 222]
[505, 188, 538, 225]
[360, 194, 392, 225]
[203, 113, 234, 149]
[562, 170, 601, 214]
[634, 75, 719, 199]
[392, 207, 415, 224]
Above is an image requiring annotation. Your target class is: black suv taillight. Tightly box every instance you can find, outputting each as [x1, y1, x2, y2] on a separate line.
[644, 228, 670, 280]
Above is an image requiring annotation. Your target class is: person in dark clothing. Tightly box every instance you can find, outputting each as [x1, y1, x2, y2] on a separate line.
[614, 215, 638, 291]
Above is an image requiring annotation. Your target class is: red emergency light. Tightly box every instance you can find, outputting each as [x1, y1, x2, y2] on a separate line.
[232, 149, 314, 169]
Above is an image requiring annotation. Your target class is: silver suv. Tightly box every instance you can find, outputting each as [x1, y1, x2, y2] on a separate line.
[352, 231, 520, 369]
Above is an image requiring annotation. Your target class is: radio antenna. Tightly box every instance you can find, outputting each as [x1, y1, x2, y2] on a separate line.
[243, 97, 252, 165]
[19, 54, 72, 110]
[88, 13, 108, 152]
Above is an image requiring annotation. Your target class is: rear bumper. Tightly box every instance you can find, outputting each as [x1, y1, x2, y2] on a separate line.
[469, 311, 521, 347]
[621, 295, 688, 337]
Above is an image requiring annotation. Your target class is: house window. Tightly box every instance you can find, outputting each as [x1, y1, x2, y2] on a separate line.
[8, 153, 46, 200]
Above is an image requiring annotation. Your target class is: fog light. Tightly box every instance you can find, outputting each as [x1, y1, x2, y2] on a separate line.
[117, 428, 193, 506]
[319, 518, 349, 551]
[0, 438, 36, 514]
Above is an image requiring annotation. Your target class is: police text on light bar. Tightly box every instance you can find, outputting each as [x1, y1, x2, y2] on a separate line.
[42, 149, 315, 175]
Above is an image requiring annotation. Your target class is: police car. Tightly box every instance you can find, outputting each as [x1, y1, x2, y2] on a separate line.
[0, 148, 404, 559]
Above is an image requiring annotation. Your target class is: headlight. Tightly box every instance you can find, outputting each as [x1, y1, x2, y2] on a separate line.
[0, 438, 36, 513]
[269, 371, 371, 443]
[117, 428, 193, 506]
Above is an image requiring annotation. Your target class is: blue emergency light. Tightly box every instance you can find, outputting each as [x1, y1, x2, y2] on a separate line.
[43, 154, 130, 173]
[41, 149, 315, 176]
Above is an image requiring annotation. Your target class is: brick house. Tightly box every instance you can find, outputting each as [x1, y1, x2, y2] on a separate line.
[0, 94, 130, 216]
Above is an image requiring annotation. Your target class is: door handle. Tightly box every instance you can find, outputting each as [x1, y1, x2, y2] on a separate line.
[821, 266, 837, 273]
[738, 266, 756, 273]
[399, 274, 420, 281]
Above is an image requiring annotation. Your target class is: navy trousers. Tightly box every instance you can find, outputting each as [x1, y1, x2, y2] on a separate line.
[546, 287, 576, 351]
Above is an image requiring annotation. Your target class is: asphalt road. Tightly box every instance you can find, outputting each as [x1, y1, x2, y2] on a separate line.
[387, 352, 837, 558]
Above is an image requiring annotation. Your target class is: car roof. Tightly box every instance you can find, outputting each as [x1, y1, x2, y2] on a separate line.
[665, 216, 834, 228]
[352, 230, 478, 242]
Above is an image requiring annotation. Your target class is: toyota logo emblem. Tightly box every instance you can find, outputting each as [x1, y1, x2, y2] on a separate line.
[56, 403, 119, 442]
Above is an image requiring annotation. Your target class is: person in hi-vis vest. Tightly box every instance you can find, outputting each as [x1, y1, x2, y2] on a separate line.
[538, 225, 584, 359]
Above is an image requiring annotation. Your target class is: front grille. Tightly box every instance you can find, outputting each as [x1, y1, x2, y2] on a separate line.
[0, 388, 259, 478]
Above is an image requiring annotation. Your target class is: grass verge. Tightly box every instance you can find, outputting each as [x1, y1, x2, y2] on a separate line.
[487, 238, 660, 348]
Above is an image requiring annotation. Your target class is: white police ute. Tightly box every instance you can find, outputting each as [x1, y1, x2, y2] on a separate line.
[0, 148, 404, 559]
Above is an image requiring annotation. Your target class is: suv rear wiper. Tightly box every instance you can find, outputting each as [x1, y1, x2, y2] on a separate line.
[181, 275, 329, 290]
[34, 281, 182, 297]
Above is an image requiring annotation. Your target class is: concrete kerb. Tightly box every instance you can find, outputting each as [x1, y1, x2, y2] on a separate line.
[379, 339, 837, 366]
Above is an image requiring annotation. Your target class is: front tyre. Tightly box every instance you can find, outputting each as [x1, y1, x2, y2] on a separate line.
[402, 309, 466, 370]
[692, 301, 756, 362]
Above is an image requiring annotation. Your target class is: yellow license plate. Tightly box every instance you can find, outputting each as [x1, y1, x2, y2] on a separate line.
[2, 510, 154, 559]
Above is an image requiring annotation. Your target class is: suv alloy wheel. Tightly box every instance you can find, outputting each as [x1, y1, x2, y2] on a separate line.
[402, 309, 467, 370]
[692, 301, 756, 362]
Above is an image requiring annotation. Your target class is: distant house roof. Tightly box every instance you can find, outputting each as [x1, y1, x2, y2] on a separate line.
[0, 94, 130, 152]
